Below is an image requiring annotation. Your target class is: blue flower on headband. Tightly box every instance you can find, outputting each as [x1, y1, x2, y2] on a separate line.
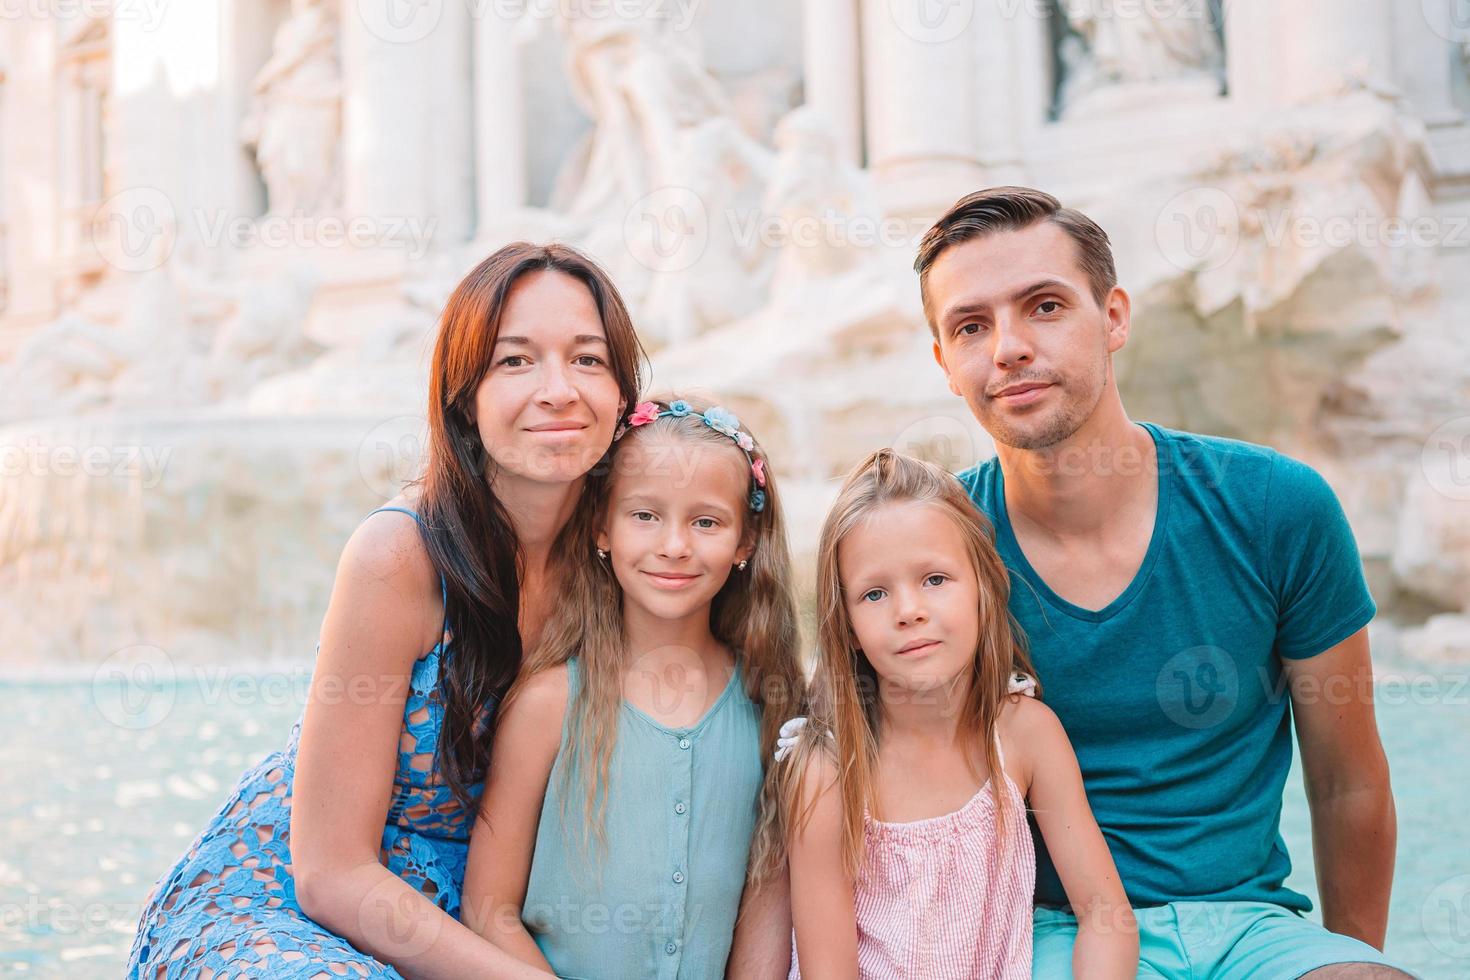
[668, 400, 692, 417]
[702, 406, 741, 438]
[750, 488, 767, 512]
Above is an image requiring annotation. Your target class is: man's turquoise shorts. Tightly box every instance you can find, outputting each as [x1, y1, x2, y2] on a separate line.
[1033, 902, 1413, 978]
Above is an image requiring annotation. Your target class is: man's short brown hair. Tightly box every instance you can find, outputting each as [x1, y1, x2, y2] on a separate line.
[914, 186, 1117, 337]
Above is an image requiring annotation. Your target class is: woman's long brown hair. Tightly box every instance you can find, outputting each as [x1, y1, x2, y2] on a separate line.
[775, 449, 1039, 880]
[415, 241, 646, 817]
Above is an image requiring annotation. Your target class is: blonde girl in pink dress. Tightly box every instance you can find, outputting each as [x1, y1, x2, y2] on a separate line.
[775, 450, 1138, 980]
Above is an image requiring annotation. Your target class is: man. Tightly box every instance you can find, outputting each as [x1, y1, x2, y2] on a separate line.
[918, 186, 1406, 978]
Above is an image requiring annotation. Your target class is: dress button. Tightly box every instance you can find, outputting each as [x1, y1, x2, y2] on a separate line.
[678, 738, 691, 750]
[674, 802, 686, 814]
[665, 941, 678, 955]
[673, 870, 685, 884]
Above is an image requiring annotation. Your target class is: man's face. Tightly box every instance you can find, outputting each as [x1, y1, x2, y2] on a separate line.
[927, 221, 1127, 451]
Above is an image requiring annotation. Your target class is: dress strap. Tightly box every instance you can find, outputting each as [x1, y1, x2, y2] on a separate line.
[366, 507, 449, 641]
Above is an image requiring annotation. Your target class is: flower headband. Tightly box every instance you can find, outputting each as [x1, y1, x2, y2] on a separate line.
[614, 399, 768, 512]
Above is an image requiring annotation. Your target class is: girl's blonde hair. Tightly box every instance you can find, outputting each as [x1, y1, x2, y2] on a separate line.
[513, 392, 803, 893]
[777, 448, 1038, 880]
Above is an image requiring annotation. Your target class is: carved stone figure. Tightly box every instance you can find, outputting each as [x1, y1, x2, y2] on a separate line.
[241, 0, 342, 215]
[762, 107, 880, 302]
[550, 9, 733, 220]
[1058, 0, 1224, 116]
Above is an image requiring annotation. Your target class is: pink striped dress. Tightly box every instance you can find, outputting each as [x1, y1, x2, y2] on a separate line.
[789, 739, 1035, 979]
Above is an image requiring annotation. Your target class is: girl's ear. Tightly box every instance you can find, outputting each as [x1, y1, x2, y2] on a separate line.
[595, 520, 611, 554]
[737, 515, 760, 565]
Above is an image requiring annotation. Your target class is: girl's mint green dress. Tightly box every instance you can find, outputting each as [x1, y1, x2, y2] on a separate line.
[523, 656, 764, 979]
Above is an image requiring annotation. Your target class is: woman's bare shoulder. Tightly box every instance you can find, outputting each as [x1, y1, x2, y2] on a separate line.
[326, 502, 442, 661]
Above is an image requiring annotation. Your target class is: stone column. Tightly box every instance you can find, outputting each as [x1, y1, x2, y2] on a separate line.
[55, 66, 86, 215]
[972, 0, 1050, 185]
[341, 0, 474, 246]
[802, 0, 863, 165]
[860, 0, 983, 213]
[1228, 0, 1394, 107]
[0, 14, 62, 331]
[473, 4, 528, 231]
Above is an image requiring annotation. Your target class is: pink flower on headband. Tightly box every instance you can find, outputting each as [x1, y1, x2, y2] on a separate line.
[628, 402, 661, 427]
[736, 431, 754, 452]
[752, 458, 766, 488]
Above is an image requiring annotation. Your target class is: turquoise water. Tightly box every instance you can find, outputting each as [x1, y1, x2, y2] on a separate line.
[1, 655, 1466, 978]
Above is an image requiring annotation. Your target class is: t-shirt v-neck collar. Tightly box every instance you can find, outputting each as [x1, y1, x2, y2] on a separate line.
[989, 422, 1174, 624]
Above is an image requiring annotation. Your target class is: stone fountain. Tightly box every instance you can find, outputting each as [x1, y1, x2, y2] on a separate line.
[2, 0, 1468, 669]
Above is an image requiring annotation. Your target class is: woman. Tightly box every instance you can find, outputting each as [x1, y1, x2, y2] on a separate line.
[127, 242, 645, 979]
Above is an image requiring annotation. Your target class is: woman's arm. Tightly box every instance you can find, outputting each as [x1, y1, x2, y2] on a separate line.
[1006, 697, 1138, 980]
[461, 666, 569, 970]
[291, 511, 551, 980]
[786, 755, 859, 980]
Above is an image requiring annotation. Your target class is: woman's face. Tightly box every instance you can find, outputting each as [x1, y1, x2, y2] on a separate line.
[471, 270, 626, 488]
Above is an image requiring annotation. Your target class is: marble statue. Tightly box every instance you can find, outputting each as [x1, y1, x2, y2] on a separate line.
[550, 10, 732, 221]
[240, 0, 342, 215]
[543, 5, 779, 346]
[0, 314, 131, 419]
[762, 106, 881, 304]
[1058, 0, 1224, 116]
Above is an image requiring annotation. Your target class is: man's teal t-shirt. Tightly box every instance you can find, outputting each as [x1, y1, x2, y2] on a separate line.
[956, 422, 1376, 911]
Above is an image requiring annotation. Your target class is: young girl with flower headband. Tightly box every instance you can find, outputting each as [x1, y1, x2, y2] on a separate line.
[777, 449, 1137, 979]
[461, 394, 802, 978]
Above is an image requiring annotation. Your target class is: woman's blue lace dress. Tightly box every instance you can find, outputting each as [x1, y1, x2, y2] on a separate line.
[127, 508, 494, 979]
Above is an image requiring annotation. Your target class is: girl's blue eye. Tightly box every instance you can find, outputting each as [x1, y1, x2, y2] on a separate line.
[693, 518, 717, 529]
[632, 511, 656, 522]
[925, 574, 947, 587]
[861, 589, 885, 603]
